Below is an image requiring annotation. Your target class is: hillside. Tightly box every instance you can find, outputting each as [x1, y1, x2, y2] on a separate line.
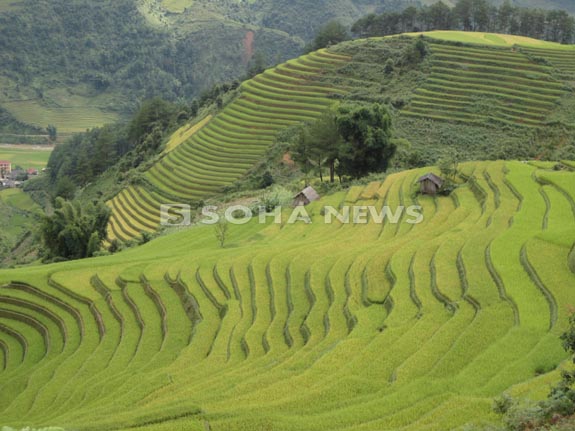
[105, 47, 351, 243]
[104, 31, 575, 243]
[0, 0, 395, 138]
[1, 160, 575, 430]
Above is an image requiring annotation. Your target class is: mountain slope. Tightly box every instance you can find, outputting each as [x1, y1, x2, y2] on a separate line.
[105, 31, 575, 243]
[0, 0, 392, 136]
[1, 160, 574, 430]
[106, 48, 350, 242]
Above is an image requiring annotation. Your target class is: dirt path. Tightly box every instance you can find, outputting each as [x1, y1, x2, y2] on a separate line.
[0, 143, 54, 151]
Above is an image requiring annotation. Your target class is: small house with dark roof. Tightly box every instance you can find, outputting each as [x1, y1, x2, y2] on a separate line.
[418, 173, 444, 195]
[293, 186, 320, 207]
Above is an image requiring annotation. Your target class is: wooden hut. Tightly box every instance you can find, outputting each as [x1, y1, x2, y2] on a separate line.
[417, 173, 444, 195]
[293, 186, 320, 206]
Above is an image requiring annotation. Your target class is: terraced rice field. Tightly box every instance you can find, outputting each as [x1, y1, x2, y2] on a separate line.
[105, 33, 575, 244]
[406, 31, 575, 49]
[2, 100, 119, 134]
[402, 42, 568, 126]
[520, 46, 575, 79]
[106, 49, 350, 243]
[1, 161, 574, 430]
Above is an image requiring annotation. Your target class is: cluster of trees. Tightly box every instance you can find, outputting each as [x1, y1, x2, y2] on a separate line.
[309, 20, 350, 51]
[352, 0, 575, 44]
[0, 0, 200, 104]
[255, 0, 406, 41]
[41, 198, 110, 261]
[292, 103, 396, 183]
[47, 76, 244, 194]
[47, 99, 183, 190]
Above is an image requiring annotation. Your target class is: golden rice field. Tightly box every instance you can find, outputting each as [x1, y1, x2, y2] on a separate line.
[0, 161, 574, 430]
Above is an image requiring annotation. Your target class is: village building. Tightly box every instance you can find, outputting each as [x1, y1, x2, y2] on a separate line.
[417, 173, 444, 195]
[293, 186, 320, 207]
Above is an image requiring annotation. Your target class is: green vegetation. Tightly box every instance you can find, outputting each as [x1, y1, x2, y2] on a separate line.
[40, 198, 110, 261]
[1, 0, 573, 137]
[2, 100, 120, 136]
[0, 189, 41, 215]
[47, 99, 184, 189]
[0, 107, 47, 145]
[352, 0, 575, 44]
[291, 102, 399, 184]
[0, 146, 52, 170]
[0, 189, 41, 267]
[482, 312, 575, 430]
[337, 103, 396, 179]
[0, 0, 397, 135]
[309, 20, 350, 51]
[0, 161, 573, 430]
[103, 48, 350, 243]
[90, 32, 575, 244]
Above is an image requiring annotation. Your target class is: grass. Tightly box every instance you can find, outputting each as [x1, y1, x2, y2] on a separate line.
[160, 0, 191, 13]
[0, 146, 52, 169]
[2, 100, 119, 134]
[1, 161, 574, 430]
[405, 31, 575, 50]
[0, 189, 41, 214]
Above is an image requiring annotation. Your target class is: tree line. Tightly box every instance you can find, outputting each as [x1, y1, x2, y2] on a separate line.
[352, 0, 575, 44]
[292, 103, 396, 183]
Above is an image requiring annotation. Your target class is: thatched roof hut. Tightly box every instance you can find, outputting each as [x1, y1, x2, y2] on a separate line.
[293, 186, 320, 206]
[418, 173, 444, 195]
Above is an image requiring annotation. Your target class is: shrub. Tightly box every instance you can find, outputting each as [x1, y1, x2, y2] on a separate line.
[493, 395, 514, 415]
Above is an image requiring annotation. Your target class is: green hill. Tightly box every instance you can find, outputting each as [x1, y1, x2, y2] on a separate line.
[1, 160, 575, 430]
[2, 29, 575, 431]
[105, 31, 575, 243]
[0, 0, 391, 136]
[105, 48, 350, 242]
[1, 0, 573, 136]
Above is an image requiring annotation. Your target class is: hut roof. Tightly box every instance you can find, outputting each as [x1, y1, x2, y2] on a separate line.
[295, 186, 320, 202]
[418, 173, 444, 187]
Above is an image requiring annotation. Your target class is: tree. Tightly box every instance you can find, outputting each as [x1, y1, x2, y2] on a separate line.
[307, 111, 343, 183]
[54, 176, 76, 201]
[428, 1, 452, 30]
[128, 98, 178, 147]
[454, 0, 490, 31]
[291, 126, 315, 186]
[292, 111, 343, 183]
[214, 219, 229, 248]
[247, 51, 266, 78]
[47, 124, 57, 141]
[313, 21, 349, 50]
[41, 198, 111, 260]
[401, 6, 418, 32]
[560, 312, 575, 386]
[350, 0, 575, 45]
[438, 154, 459, 183]
[335, 103, 396, 179]
[259, 171, 274, 189]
